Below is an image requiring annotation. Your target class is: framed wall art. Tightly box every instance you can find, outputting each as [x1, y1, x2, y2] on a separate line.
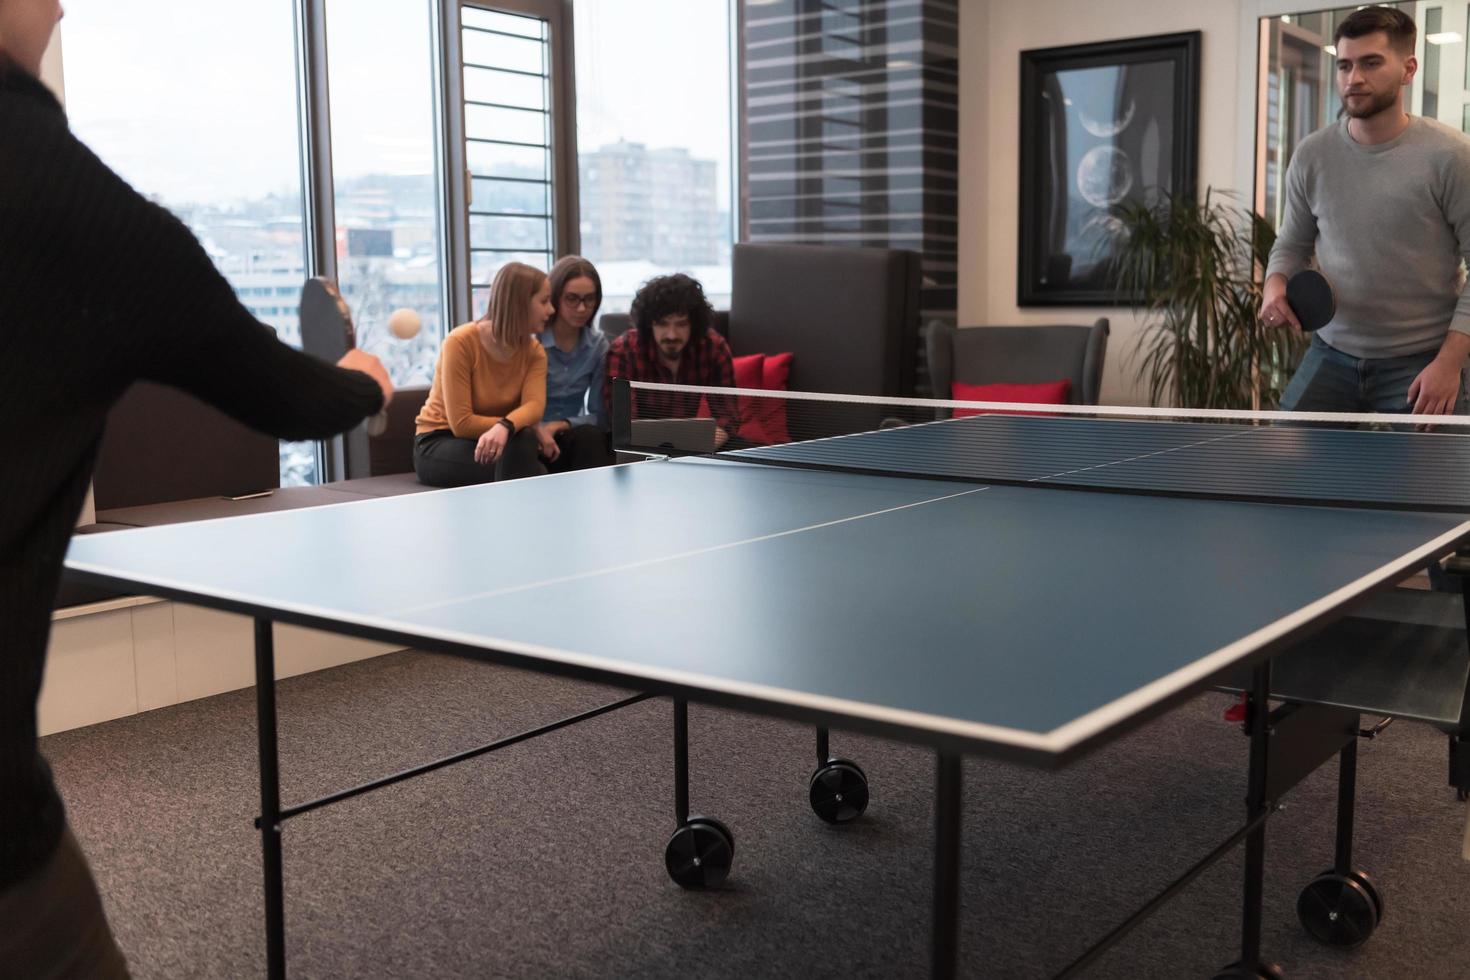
[1018, 31, 1200, 306]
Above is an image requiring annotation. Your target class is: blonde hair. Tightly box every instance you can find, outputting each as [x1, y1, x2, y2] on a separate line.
[481, 262, 547, 350]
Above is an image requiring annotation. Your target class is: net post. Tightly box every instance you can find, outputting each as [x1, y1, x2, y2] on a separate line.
[611, 377, 631, 450]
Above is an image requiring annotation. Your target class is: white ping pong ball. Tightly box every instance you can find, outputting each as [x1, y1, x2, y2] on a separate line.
[388, 308, 422, 340]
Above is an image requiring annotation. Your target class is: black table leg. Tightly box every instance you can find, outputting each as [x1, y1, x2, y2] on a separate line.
[1333, 739, 1358, 875]
[663, 699, 734, 887]
[674, 698, 689, 826]
[932, 751, 962, 978]
[1238, 660, 1272, 975]
[254, 618, 286, 980]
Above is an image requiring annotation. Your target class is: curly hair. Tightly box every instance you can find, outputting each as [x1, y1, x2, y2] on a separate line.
[630, 273, 714, 348]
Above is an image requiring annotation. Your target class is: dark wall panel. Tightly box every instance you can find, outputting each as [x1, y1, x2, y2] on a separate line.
[740, 0, 960, 395]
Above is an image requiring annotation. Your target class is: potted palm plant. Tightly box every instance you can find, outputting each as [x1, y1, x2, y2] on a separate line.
[1109, 188, 1305, 410]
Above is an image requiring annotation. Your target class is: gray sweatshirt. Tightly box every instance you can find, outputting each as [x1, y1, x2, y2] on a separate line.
[1266, 115, 1470, 358]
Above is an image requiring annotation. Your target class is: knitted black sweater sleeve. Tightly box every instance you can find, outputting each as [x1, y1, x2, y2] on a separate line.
[0, 74, 383, 438]
[0, 66, 381, 889]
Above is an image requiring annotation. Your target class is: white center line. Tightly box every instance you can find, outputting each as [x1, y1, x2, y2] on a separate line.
[1033, 429, 1263, 482]
[388, 483, 994, 618]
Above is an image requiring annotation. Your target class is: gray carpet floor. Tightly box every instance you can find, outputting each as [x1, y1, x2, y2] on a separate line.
[40, 649, 1470, 979]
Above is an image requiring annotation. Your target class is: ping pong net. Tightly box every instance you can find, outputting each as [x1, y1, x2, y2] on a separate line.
[613, 379, 1470, 513]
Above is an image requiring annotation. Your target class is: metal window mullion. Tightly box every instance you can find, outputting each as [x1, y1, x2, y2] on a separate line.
[428, 0, 460, 330]
[551, 0, 579, 255]
[469, 174, 551, 186]
[456, 0, 571, 283]
[734, 0, 749, 243]
[441, 1, 473, 326]
[470, 246, 554, 253]
[295, 0, 337, 282]
[293, 0, 341, 482]
[463, 24, 544, 42]
[466, 136, 550, 150]
[461, 60, 546, 78]
[464, 97, 549, 114]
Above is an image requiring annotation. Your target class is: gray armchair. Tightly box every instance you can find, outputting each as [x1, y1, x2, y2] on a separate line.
[925, 320, 1109, 417]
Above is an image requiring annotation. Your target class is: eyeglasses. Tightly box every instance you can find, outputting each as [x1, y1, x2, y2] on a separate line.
[561, 292, 598, 310]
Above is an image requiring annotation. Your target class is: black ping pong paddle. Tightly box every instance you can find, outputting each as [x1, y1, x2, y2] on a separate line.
[1285, 269, 1335, 332]
[299, 277, 389, 435]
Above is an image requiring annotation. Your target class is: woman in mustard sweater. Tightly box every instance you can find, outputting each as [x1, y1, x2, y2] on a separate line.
[414, 262, 554, 486]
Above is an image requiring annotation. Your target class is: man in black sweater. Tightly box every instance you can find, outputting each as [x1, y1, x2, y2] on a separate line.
[1, 4, 393, 973]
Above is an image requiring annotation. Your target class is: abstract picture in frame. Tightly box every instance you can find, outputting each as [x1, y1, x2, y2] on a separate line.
[1018, 31, 1200, 306]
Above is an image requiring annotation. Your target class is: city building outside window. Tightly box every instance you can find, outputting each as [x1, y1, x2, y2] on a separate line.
[62, 1, 452, 485]
[61, 0, 321, 484]
[326, 0, 448, 388]
[572, 0, 736, 323]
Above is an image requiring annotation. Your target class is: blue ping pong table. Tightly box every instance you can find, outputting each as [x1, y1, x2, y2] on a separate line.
[64, 412, 1470, 978]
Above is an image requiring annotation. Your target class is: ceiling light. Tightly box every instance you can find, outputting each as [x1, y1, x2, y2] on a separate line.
[1428, 31, 1463, 45]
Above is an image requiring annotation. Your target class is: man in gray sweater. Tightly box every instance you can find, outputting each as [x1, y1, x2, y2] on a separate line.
[1262, 6, 1470, 416]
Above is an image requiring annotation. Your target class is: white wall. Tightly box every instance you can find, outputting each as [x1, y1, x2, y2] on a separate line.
[959, 0, 1248, 404]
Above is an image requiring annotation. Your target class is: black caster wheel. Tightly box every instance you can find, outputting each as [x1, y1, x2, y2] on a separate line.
[1336, 867, 1384, 923]
[665, 817, 734, 888]
[1297, 871, 1379, 948]
[809, 758, 869, 825]
[1212, 960, 1284, 979]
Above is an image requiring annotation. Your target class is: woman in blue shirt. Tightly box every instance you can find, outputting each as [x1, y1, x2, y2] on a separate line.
[535, 255, 614, 470]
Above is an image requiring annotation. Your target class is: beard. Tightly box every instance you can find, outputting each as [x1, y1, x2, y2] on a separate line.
[1342, 86, 1400, 120]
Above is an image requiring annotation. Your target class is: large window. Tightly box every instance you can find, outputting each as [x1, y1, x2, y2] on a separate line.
[461, 6, 559, 316]
[1257, 4, 1470, 227]
[572, 0, 736, 320]
[61, 0, 317, 483]
[327, 0, 448, 385]
[62, 0, 457, 485]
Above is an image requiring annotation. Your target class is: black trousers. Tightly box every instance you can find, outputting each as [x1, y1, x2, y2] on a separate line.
[413, 428, 545, 487]
[547, 423, 614, 473]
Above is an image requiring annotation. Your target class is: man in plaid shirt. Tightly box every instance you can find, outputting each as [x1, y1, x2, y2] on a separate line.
[604, 273, 741, 447]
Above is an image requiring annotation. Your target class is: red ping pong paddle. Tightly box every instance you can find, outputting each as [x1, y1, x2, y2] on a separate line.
[299, 277, 390, 435]
[1285, 269, 1335, 332]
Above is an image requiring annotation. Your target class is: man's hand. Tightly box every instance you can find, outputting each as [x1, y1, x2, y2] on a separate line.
[713, 426, 730, 450]
[337, 348, 394, 407]
[1408, 356, 1464, 415]
[1257, 273, 1301, 331]
[534, 422, 561, 461]
[474, 425, 510, 466]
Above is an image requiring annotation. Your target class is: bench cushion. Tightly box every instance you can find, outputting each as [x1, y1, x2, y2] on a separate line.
[96, 486, 373, 528]
[367, 385, 431, 476]
[332, 473, 433, 498]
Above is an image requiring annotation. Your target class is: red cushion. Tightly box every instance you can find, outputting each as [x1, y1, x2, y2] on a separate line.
[951, 380, 1072, 418]
[732, 352, 793, 445]
[743, 352, 792, 444]
[734, 353, 765, 389]
[697, 354, 764, 422]
[762, 351, 793, 390]
[695, 353, 795, 444]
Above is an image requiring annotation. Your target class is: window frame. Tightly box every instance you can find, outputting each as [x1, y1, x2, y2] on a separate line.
[445, 0, 580, 326]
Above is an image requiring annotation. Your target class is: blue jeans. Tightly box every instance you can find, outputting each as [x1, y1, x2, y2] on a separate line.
[1279, 334, 1468, 414]
[1280, 334, 1467, 591]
